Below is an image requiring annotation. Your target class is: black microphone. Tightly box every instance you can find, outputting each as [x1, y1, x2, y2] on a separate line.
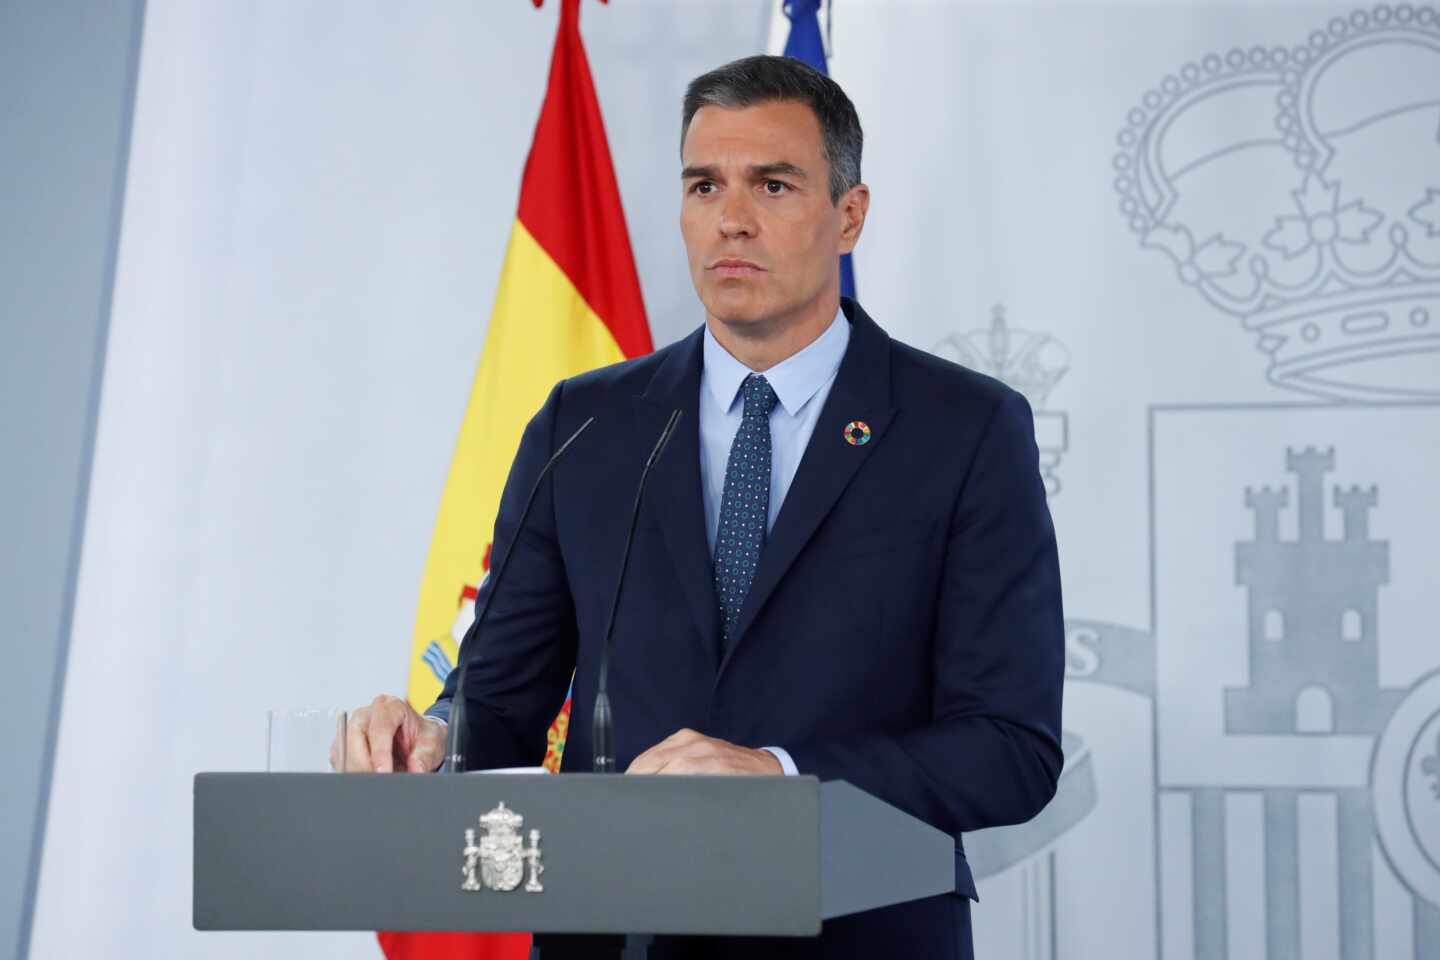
[592, 408, 684, 773]
[443, 415, 595, 774]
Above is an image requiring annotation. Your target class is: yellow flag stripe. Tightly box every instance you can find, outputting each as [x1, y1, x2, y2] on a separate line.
[405, 220, 625, 710]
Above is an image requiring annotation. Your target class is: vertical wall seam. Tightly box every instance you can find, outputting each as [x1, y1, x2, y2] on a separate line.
[16, 1, 148, 956]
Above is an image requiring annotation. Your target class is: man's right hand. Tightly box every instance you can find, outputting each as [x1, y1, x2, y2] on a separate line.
[334, 694, 447, 773]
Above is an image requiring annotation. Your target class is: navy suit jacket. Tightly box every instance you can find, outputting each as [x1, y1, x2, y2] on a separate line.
[433, 299, 1064, 959]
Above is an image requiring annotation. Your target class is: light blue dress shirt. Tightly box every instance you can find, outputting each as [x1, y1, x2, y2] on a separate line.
[699, 307, 850, 777]
[699, 308, 851, 549]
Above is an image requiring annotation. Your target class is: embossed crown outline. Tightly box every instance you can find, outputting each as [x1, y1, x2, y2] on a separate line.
[932, 305, 1070, 410]
[1113, 4, 1440, 400]
[479, 801, 524, 831]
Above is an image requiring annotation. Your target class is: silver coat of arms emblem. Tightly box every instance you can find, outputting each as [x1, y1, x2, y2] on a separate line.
[461, 802, 544, 893]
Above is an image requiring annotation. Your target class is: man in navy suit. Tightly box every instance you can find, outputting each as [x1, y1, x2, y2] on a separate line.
[346, 55, 1063, 959]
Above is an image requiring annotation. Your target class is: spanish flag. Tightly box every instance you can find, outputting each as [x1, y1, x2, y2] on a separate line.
[380, 1, 652, 956]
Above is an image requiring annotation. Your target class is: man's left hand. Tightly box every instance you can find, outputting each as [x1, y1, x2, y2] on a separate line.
[626, 728, 782, 775]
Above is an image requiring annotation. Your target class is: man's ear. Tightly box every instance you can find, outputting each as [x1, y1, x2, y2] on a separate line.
[837, 183, 870, 255]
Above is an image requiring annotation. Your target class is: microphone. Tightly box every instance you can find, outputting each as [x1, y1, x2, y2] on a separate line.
[443, 414, 595, 774]
[592, 408, 684, 773]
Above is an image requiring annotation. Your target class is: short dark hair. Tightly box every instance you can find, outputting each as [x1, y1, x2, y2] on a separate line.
[682, 54, 863, 205]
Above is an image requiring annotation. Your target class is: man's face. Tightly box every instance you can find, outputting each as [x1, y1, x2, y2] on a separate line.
[680, 100, 861, 335]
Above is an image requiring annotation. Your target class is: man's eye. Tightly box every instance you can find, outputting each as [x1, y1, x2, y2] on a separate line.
[691, 181, 715, 195]
[763, 180, 788, 195]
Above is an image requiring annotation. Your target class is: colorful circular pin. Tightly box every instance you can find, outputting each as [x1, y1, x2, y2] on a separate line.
[843, 421, 871, 446]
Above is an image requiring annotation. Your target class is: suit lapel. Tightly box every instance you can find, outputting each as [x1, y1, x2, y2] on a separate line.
[721, 300, 898, 673]
[637, 328, 723, 668]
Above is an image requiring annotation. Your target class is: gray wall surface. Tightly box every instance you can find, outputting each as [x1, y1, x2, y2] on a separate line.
[0, 2, 145, 957]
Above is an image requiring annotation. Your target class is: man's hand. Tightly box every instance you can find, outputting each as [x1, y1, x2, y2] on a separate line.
[333, 694, 447, 773]
[625, 728, 782, 775]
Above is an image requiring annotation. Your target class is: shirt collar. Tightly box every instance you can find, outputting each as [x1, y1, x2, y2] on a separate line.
[702, 306, 849, 417]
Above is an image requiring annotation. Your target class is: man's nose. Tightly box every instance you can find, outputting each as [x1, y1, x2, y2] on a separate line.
[718, 192, 756, 238]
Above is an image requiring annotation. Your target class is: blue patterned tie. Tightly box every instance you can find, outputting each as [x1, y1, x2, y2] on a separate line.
[714, 374, 778, 647]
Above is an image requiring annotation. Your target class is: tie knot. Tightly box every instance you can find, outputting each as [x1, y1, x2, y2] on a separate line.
[742, 374, 779, 417]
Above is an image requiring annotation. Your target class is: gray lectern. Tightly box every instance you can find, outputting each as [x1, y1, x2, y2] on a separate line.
[194, 773, 957, 938]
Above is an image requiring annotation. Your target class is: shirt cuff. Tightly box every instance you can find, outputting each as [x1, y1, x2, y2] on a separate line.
[760, 746, 798, 776]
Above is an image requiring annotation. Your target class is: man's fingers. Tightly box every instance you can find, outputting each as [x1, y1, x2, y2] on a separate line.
[390, 706, 420, 771]
[626, 741, 673, 774]
[661, 727, 702, 747]
[365, 696, 405, 773]
[407, 741, 442, 773]
[625, 748, 657, 774]
[640, 750, 708, 775]
[341, 696, 420, 773]
[406, 719, 447, 773]
[627, 727, 704, 772]
[627, 736, 699, 771]
[627, 735, 780, 776]
[345, 707, 374, 772]
[628, 736, 713, 774]
[655, 755, 695, 774]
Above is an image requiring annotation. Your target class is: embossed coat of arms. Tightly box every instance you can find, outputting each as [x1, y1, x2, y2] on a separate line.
[461, 802, 544, 893]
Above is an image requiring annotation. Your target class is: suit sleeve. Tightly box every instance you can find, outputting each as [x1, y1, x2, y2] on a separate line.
[425, 381, 578, 770]
[785, 389, 1065, 837]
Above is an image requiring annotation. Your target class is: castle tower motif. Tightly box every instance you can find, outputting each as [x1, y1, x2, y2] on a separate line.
[1225, 447, 1403, 735]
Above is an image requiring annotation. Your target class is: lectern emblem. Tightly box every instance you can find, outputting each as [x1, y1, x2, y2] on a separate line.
[460, 802, 544, 893]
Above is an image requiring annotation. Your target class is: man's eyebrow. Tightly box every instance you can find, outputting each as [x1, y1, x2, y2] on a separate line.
[750, 162, 807, 180]
[679, 162, 809, 180]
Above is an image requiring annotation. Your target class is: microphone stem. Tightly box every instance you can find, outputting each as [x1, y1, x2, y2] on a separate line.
[444, 696, 467, 773]
[443, 415, 594, 774]
[593, 409, 683, 773]
[591, 469, 648, 774]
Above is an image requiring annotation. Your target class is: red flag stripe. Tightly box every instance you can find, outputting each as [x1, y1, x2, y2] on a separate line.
[377, 931, 530, 960]
[517, 0, 652, 359]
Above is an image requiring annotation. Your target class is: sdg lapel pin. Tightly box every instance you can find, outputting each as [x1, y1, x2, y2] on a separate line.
[843, 421, 871, 446]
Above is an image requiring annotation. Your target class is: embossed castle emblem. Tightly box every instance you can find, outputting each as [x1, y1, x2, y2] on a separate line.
[931, 305, 1070, 496]
[460, 802, 544, 893]
[1226, 446, 1404, 735]
[1114, 5, 1440, 401]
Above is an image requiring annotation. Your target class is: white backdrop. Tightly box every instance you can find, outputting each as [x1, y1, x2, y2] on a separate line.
[31, 1, 1440, 958]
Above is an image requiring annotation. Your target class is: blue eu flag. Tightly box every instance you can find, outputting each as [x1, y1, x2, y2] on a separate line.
[779, 0, 857, 299]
